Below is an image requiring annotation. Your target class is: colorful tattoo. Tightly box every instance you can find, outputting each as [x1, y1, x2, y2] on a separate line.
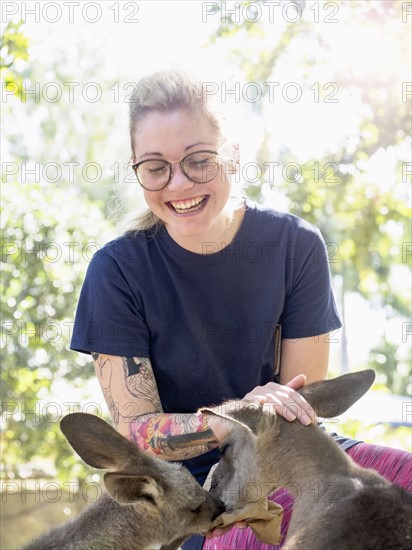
[129, 413, 218, 458]
[92, 354, 217, 459]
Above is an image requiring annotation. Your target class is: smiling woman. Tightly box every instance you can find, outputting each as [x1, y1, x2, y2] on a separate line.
[130, 107, 242, 253]
[127, 72, 242, 253]
[70, 69, 348, 550]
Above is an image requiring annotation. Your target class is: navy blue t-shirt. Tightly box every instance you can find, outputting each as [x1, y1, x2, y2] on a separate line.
[70, 201, 342, 482]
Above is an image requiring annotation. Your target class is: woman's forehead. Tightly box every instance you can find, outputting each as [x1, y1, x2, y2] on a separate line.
[138, 108, 216, 132]
[133, 108, 219, 155]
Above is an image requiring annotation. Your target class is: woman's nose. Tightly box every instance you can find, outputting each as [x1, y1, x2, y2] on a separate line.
[167, 162, 195, 191]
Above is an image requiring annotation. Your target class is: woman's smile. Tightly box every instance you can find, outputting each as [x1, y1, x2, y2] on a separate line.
[167, 195, 209, 215]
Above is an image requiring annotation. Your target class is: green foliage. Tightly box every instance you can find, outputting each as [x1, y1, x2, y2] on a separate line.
[369, 341, 410, 396]
[1, 21, 29, 67]
[284, 155, 410, 310]
[1, 21, 30, 97]
[1, 22, 115, 481]
[338, 418, 411, 454]
[1, 178, 113, 481]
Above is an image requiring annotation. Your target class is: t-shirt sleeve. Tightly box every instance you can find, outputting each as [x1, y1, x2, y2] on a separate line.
[279, 228, 342, 339]
[70, 249, 150, 356]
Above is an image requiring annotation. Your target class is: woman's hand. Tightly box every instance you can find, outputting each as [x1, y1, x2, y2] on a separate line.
[242, 374, 316, 426]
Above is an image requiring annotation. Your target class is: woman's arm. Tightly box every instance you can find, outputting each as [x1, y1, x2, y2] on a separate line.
[242, 333, 331, 425]
[92, 353, 221, 460]
[91, 334, 330, 457]
[279, 333, 330, 384]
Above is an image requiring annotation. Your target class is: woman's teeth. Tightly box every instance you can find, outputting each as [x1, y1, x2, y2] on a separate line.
[169, 196, 207, 213]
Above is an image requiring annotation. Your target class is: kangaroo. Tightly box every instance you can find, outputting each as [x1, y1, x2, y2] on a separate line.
[205, 370, 412, 550]
[23, 412, 224, 550]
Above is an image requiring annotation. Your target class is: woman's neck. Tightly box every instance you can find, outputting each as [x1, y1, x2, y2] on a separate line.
[166, 200, 246, 255]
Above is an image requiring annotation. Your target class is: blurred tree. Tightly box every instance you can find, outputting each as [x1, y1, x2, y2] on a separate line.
[207, 0, 411, 391]
[1, 179, 112, 480]
[0, 20, 29, 94]
[1, 22, 115, 481]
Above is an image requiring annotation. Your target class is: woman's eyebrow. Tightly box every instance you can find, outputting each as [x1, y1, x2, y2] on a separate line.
[185, 141, 214, 151]
[138, 142, 215, 160]
[138, 151, 163, 159]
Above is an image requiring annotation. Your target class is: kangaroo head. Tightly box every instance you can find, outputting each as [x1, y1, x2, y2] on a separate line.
[206, 370, 375, 510]
[60, 413, 224, 539]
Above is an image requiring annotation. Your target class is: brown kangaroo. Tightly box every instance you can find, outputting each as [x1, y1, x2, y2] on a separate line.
[23, 412, 224, 550]
[205, 370, 411, 550]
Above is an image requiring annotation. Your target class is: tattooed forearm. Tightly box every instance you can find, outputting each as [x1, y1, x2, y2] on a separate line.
[122, 357, 162, 411]
[92, 354, 214, 459]
[129, 412, 219, 460]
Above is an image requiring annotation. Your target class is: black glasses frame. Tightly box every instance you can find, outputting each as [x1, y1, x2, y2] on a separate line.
[132, 150, 220, 191]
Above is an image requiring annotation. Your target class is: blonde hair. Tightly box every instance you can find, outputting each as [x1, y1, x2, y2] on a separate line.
[126, 70, 238, 233]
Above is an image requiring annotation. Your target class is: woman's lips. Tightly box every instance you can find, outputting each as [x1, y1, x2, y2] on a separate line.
[167, 195, 209, 214]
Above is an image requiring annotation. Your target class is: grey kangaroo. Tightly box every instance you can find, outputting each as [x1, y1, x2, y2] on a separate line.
[23, 412, 224, 550]
[206, 370, 411, 550]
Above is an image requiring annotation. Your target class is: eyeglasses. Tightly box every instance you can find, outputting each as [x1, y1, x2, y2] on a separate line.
[132, 150, 221, 191]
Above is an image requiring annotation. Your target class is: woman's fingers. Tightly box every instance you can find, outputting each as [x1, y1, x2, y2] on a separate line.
[243, 379, 316, 426]
[285, 373, 306, 390]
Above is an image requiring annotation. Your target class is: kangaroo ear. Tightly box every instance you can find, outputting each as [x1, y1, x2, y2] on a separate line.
[104, 473, 164, 504]
[299, 370, 376, 418]
[201, 401, 271, 435]
[60, 413, 145, 471]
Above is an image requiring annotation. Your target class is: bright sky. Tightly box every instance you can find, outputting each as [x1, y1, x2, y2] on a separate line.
[8, 0, 409, 161]
[16, 2, 221, 76]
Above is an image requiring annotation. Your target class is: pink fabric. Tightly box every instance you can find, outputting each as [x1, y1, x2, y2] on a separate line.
[203, 443, 412, 550]
[347, 442, 412, 489]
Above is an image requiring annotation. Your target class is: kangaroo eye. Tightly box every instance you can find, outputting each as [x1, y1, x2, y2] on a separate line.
[190, 504, 202, 514]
